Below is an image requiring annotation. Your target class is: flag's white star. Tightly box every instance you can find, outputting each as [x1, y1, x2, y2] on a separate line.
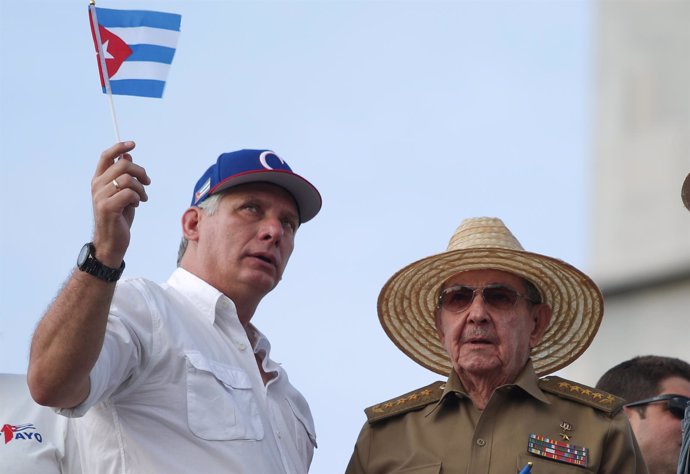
[101, 39, 114, 60]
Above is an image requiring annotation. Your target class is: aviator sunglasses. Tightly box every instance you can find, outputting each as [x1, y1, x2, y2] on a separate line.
[625, 394, 690, 420]
[437, 284, 541, 313]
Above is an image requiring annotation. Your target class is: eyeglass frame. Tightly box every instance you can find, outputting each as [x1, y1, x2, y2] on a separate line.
[624, 394, 690, 420]
[436, 284, 541, 313]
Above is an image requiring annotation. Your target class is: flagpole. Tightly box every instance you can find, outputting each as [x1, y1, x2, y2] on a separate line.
[89, 0, 122, 143]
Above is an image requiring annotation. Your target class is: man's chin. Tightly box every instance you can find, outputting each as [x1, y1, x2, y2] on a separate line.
[454, 355, 501, 375]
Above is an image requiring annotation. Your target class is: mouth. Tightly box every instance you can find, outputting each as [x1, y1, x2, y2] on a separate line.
[467, 339, 493, 346]
[249, 252, 276, 268]
[462, 335, 496, 346]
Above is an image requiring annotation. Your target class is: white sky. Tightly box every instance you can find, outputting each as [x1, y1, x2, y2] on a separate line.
[0, 1, 594, 472]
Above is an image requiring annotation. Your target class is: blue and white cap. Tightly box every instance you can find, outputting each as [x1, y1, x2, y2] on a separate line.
[191, 149, 322, 223]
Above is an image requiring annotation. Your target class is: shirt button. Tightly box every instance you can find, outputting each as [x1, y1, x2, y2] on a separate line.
[276, 431, 282, 439]
[476, 438, 486, 446]
[237, 342, 247, 351]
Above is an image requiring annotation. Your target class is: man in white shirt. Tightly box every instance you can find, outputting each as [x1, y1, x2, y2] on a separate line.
[0, 373, 81, 473]
[27, 142, 321, 473]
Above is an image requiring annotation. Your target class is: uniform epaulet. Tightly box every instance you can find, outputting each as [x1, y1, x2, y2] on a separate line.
[364, 381, 445, 424]
[539, 376, 624, 416]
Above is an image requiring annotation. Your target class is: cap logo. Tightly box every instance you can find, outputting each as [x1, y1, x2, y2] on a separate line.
[259, 151, 285, 170]
[194, 177, 211, 204]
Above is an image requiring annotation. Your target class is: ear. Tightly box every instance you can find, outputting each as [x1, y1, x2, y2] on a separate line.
[181, 207, 202, 242]
[433, 309, 446, 342]
[528, 304, 552, 348]
[623, 406, 642, 428]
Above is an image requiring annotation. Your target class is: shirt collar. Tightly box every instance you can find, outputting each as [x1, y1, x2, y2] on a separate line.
[434, 359, 550, 410]
[167, 268, 278, 367]
[166, 268, 236, 325]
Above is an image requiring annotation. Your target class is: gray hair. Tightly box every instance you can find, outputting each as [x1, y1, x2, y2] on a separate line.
[177, 193, 223, 266]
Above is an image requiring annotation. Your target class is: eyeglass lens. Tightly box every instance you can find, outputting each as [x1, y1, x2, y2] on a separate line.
[440, 286, 519, 312]
[667, 397, 690, 419]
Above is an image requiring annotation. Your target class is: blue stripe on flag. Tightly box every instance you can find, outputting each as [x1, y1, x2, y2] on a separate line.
[128, 45, 176, 64]
[106, 79, 166, 99]
[95, 8, 181, 31]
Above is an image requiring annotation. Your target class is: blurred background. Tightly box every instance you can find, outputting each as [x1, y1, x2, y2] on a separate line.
[1, 1, 688, 472]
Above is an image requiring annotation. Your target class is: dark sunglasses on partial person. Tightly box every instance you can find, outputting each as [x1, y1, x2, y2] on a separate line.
[437, 284, 541, 313]
[624, 394, 690, 420]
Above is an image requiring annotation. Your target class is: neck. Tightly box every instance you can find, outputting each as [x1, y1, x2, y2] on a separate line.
[233, 298, 259, 327]
[457, 374, 505, 410]
[456, 365, 526, 410]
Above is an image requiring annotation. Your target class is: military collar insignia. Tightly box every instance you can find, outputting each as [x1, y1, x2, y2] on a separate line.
[528, 433, 589, 467]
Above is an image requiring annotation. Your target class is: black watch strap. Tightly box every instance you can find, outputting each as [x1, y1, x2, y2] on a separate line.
[77, 242, 125, 282]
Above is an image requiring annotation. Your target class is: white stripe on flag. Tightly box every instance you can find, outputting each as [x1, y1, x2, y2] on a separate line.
[108, 26, 180, 48]
[111, 61, 171, 82]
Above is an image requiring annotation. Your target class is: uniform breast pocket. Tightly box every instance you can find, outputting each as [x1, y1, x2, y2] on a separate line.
[184, 351, 264, 441]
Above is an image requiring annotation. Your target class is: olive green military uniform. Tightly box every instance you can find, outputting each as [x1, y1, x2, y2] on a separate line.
[346, 361, 647, 473]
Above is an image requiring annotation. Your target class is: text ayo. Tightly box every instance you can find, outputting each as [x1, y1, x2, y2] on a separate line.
[12, 432, 43, 442]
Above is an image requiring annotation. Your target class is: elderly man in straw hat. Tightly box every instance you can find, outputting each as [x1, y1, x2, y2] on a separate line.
[345, 217, 647, 473]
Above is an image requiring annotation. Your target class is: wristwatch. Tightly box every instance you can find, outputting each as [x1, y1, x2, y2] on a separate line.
[77, 242, 125, 282]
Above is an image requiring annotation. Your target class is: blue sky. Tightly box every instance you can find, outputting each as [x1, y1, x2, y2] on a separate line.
[0, 1, 593, 471]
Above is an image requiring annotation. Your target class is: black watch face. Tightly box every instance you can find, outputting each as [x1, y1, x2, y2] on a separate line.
[77, 243, 92, 267]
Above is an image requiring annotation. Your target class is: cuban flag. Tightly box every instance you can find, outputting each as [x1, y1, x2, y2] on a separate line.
[88, 7, 181, 98]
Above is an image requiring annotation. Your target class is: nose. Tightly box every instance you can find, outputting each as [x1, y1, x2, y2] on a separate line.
[258, 216, 284, 245]
[466, 291, 490, 324]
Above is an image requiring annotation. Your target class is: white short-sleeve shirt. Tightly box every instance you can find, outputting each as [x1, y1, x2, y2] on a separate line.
[58, 268, 316, 474]
[0, 373, 81, 473]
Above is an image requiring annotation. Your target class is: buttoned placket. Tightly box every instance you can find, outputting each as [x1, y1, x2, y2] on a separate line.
[466, 387, 518, 474]
[255, 333, 302, 474]
[214, 296, 299, 474]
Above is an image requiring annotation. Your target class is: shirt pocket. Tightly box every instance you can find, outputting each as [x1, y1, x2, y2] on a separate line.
[286, 395, 318, 449]
[184, 350, 264, 441]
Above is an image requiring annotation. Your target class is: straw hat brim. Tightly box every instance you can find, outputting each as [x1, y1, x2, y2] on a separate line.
[378, 247, 604, 377]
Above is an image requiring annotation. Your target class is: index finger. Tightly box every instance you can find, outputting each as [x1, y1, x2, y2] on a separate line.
[94, 141, 136, 177]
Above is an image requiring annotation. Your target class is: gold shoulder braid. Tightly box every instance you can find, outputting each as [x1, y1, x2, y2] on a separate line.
[365, 381, 445, 423]
[539, 376, 624, 416]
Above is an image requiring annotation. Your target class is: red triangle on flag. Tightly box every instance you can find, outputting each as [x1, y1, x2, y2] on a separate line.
[90, 24, 132, 87]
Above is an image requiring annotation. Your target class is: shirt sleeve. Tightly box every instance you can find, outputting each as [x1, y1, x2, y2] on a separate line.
[345, 422, 370, 474]
[57, 279, 154, 418]
[600, 411, 649, 473]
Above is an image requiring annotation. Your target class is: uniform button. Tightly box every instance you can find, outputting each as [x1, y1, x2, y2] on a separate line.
[476, 438, 486, 446]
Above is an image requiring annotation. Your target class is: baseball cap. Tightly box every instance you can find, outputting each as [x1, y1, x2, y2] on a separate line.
[191, 149, 322, 223]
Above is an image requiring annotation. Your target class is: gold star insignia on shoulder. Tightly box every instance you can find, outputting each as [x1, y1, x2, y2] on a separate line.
[538, 376, 625, 417]
[364, 381, 446, 424]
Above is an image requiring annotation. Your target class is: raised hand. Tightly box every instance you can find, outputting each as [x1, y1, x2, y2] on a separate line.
[90, 141, 151, 267]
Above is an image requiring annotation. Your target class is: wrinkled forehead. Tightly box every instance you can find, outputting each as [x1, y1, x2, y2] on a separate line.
[220, 182, 300, 215]
[441, 268, 527, 289]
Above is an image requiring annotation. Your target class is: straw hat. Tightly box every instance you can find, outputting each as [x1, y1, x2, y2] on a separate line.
[682, 173, 690, 211]
[378, 217, 604, 377]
